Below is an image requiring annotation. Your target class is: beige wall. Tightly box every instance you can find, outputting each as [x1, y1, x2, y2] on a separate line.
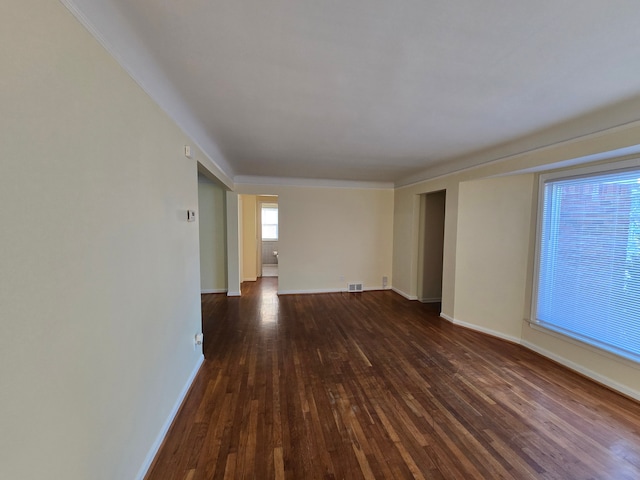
[0, 1, 205, 478]
[236, 184, 394, 294]
[393, 121, 640, 401]
[226, 192, 241, 296]
[453, 175, 535, 342]
[198, 175, 227, 292]
[241, 195, 258, 282]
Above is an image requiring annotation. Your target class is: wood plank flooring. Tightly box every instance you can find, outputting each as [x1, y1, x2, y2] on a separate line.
[146, 278, 640, 479]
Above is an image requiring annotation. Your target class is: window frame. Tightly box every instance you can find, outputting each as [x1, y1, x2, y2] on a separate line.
[261, 203, 278, 241]
[531, 157, 640, 364]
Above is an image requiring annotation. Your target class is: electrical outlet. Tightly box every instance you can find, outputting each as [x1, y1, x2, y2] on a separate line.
[194, 333, 204, 351]
[382, 276, 388, 288]
[339, 274, 344, 282]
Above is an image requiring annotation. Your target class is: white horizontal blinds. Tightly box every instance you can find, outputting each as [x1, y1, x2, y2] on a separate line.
[536, 168, 640, 361]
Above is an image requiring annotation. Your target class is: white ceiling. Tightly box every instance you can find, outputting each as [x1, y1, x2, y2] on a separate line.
[63, 0, 640, 186]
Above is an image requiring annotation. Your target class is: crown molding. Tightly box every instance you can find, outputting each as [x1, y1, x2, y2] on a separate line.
[59, 0, 235, 189]
[234, 175, 393, 190]
[395, 118, 640, 189]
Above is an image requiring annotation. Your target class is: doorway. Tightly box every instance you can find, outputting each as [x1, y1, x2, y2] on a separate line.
[417, 190, 446, 303]
[197, 173, 228, 294]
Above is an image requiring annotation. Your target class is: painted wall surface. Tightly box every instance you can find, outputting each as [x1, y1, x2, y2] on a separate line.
[392, 122, 640, 400]
[226, 192, 241, 296]
[198, 175, 227, 292]
[241, 195, 258, 282]
[454, 175, 534, 341]
[0, 1, 203, 479]
[236, 185, 394, 294]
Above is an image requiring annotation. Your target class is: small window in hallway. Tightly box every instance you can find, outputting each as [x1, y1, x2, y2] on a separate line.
[261, 204, 278, 240]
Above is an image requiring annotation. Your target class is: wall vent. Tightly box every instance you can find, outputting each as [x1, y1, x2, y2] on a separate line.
[347, 282, 363, 293]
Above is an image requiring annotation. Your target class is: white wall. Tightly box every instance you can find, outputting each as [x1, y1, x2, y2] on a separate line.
[198, 175, 227, 292]
[453, 175, 535, 342]
[236, 184, 394, 294]
[0, 1, 203, 478]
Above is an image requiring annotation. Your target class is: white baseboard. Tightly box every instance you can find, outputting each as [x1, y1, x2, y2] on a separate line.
[242, 277, 257, 282]
[278, 286, 392, 295]
[440, 313, 640, 402]
[391, 287, 418, 301]
[201, 288, 227, 294]
[278, 287, 338, 295]
[227, 291, 241, 297]
[521, 340, 640, 402]
[364, 286, 392, 292]
[278, 287, 349, 295]
[439, 313, 521, 344]
[136, 355, 204, 480]
[455, 318, 521, 344]
[440, 313, 454, 323]
[420, 297, 442, 303]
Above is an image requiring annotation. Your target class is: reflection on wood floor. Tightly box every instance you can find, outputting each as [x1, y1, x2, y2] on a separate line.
[146, 277, 640, 480]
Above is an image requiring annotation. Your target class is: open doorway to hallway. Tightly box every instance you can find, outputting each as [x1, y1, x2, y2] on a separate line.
[240, 194, 279, 290]
[417, 190, 446, 304]
[197, 173, 228, 295]
[260, 201, 278, 277]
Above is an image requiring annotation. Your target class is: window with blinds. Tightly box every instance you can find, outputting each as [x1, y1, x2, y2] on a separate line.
[534, 161, 640, 362]
[261, 204, 278, 241]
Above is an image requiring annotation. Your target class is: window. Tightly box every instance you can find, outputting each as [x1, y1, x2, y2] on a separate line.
[533, 160, 640, 362]
[261, 204, 278, 240]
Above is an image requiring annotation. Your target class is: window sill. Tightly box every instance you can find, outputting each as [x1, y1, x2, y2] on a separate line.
[527, 320, 640, 369]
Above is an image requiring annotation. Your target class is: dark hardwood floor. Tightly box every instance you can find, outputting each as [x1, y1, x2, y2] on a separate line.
[146, 278, 640, 479]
